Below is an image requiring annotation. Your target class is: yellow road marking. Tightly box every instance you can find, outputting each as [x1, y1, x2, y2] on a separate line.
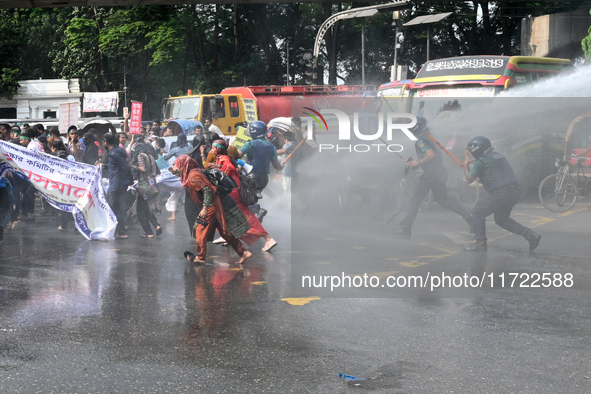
[400, 261, 428, 268]
[252, 281, 266, 285]
[281, 297, 321, 306]
[418, 254, 453, 259]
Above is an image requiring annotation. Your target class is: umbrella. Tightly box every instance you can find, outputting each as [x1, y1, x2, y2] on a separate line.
[80, 118, 117, 144]
[166, 119, 203, 137]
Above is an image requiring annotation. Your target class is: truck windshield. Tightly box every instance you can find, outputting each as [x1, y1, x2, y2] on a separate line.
[410, 86, 503, 121]
[164, 97, 202, 120]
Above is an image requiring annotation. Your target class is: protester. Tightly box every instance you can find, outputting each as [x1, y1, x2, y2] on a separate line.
[103, 133, 133, 239]
[23, 129, 44, 152]
[152, 120, 162, 137]
[0, 123, 10, 141]
[50, 140, 74, 231]
[47, 127, 62, 146]
[130, 136, 158, 168]
[51, 139, 74, 162]
[171, 155, 252, 264]
[184, 135, 207, 232]
[119, 132, 130, 150]
[34, 123, 45, 136]
[80, 132, 100, 165]
[9, 126, 20, 141]
[7, 134, 25, 226]
[238, 121, 283, 221]
[17, 130, 38, 221]
[37, 135, 52, 154]
[164, 133, 191, 163]
[204, 117, 221, 135]
[67, 126, 83, 161]
[131, 146, 163, 238]
[162, 125, 174, 137]
[211, 140, 278, 251]
[0, 174, 11, 240]
[155, 138, 169, 169]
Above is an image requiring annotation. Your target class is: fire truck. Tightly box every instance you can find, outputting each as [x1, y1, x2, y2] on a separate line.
[162, 85, 375, 136]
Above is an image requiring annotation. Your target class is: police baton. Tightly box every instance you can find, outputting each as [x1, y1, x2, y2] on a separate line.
[427, 135, 463, 167]
[282, 139, 306, 165]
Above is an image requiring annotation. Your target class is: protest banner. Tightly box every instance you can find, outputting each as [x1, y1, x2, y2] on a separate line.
[83, 92, 119, 113]
[129, 101, 143, 135]
[0, 141, 117, 240]
[58, 103, 79, 134]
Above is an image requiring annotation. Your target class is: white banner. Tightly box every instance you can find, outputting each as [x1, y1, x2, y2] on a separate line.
[0, 141, 117, 240]
[83, 92, 119, 113]
[58, 102, 80, 134]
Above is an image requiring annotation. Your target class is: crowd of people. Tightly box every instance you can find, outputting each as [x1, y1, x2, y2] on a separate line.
[0, 117, 305, 263]
[0, 113, 548, 257]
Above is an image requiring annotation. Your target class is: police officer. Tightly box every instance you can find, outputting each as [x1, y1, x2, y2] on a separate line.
[239, 121, 283, 221]
[462, 136, 541, 252]
[395, 117, 472, 238]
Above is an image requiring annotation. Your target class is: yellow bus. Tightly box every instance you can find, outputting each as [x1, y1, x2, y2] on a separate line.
[378, 55, 574, 195]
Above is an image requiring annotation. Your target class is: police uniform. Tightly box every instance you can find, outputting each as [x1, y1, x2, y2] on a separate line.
[468, 151, 527, 243]
[399, 134, 471, 234]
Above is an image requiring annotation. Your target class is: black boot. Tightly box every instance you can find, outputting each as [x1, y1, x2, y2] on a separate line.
[393, 227, 411, 239]
[523, 229, 541, 252]
[464, 240, 487, 252]
[257, 208, 267, 224]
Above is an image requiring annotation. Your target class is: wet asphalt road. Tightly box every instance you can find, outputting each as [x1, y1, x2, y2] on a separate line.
[1, 185, 591, 393]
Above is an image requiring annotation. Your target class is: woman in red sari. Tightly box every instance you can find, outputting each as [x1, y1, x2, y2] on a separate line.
[210, 140, 278, 251]
[172, 155, 252, 264]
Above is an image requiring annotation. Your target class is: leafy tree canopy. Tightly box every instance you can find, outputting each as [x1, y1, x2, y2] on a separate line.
[0, 2, 588, 118]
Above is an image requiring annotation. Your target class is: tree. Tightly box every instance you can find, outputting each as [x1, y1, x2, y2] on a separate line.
[582, 7, 591, 60]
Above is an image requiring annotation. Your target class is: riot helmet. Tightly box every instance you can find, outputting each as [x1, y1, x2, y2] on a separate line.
[410, 116, 428, 137]
[467, 136, 493, 158]
[248, 121, 268, 140]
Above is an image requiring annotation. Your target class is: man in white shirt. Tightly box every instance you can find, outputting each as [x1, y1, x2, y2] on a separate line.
[20, 130, 43, 152]
[204, 117, 221, 134]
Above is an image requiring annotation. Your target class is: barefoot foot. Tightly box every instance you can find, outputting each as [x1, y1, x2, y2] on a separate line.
[238, 250, 252, 264]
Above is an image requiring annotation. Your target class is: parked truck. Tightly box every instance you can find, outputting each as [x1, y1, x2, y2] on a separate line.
[161, 85, 374, 136]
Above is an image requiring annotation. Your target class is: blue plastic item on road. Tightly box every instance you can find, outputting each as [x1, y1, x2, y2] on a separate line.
[337, 373, 366, 381]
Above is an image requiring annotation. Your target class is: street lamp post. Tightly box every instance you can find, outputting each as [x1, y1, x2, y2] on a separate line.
[361, 20, 365, 85]
[286, 40, 290, 86]
[392, 11, 401, 81]
[312, 1, 412, 85]
[403, 12, 452, 63]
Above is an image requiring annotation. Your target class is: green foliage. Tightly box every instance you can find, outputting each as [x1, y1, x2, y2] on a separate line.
[1, 2, 588, 115]
[583, 8, 591, 60]
[145, 20, 184, 66]
[0, 68, 21, 99]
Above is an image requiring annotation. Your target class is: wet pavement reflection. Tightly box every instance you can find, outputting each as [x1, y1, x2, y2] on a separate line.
[1, 195, 591, 392]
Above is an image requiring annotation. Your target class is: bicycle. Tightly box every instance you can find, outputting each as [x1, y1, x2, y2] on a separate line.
[538, 155, 591, 213]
